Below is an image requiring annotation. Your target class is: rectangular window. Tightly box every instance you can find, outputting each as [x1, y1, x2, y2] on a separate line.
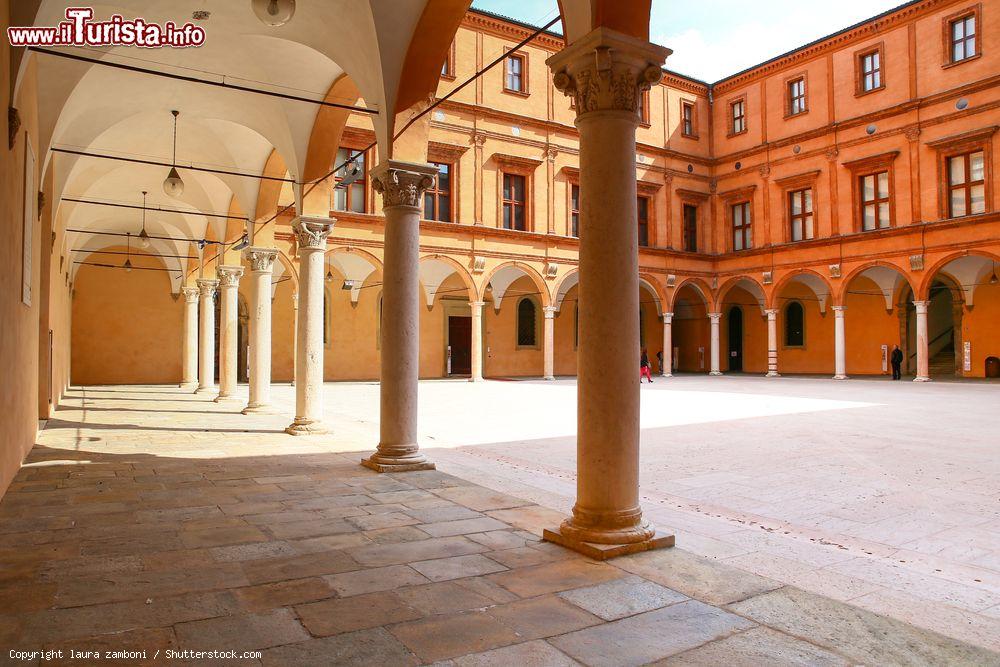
[681, 101, 695, 137]
[788, 78, 806, 115]
[789, 188, 814, 241]
[502, 173, 526, 230]
[948, 150, 986, 217]
[731, 201, 751, 251]
[637, 196, 650, 247]
[441, 41, 455, 79]
[570, 184, 580, 237]
[333, 147, 366, 213]
[505, 53, 526, 93]
[950, 13, 977, 63]
[860, 50, 881, 92]
[860, 171, 891, 230]
[423, 162, 452, 222]
[639, 90, 650, 125]
[730, 99, 746, 135]
[682, 204, 698, 252]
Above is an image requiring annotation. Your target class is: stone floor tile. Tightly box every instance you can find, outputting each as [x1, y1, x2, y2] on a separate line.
[174, 608, 309, 651]
[347, 511, 420, 531]
[369, 490, 438, 504]
[53, 563, 250, 608]
[209, 541, 298, 563]
[485, 506, 567, 535]
[361, 502, 412, 515]
[347, 536, 488, 567]
[266, 518, 357, 540]
[435, 487, 533, 512]
[730, 587, 1000, 666]
[262, 628, 419, 667]
[487, 559, 625, 598]
[558, 575, 689, 621]
[404, 505, 483, 523]
[487, 545, 577, 569]
[615, 548, 783, 605]
[487, 595, 602, 639]
[549, 600, 755, 667]
[233, 577, 336, 612]
[453, 576, 520, 604]
[0, 582, 57, 613]
[661, 627, 849, 666]
[466, 530, 531, 550]
[289, 532, 372, 553]
[451, 639, 580, 666]
[410, 554, 507, 582]
[419, 517, 510, 538]
[395, 581, 495, 615]
[295, 591, 422, 636]
[43, 627, 178, 667]
[363, 525, 431, 544]
[323, 564, 429, 596]
[240, 550, 359, 585]
[389, 610, 521, 663]
[141, 548, 214, 571]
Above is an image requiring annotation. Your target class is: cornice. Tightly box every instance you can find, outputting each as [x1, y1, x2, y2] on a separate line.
[462, 11, 565, 52]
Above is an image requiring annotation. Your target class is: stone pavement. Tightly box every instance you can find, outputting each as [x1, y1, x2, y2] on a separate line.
[0, 385, 998, 666]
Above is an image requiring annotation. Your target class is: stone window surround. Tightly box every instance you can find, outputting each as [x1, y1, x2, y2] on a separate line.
[494, 153, 541, 232]
[676, 189, 709, 252]
[854, 41, 886, 97]
[727, 94, 748, 137]
[425, 141, 469, 223]
[503, 49, 529, 97]
[680, 98, 698, 139]
[784, 71, 808, 118]
[775, 170, 821, 243]
[926, 125, 996, 219]
[843, 150, 900, 232]
[941, 3, 982, 68]
[719, 184, 756, 252]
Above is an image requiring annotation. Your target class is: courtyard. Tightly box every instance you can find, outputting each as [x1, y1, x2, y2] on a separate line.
[2, 375, 996, 663]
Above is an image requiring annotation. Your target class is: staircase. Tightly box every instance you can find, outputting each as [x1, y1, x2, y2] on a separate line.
[929, 345, 956, 377]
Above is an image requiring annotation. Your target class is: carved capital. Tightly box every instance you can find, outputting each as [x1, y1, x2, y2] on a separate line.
[292, 217, 334, 251]
[757, 165, 771, 179]
[544, 145, 559, 161]
[824, 148, 840, 163]
[244, 246, 278, 273]
[181, 286, 199, 303]
[904, 127, 921, 143]
[471, 132, 487, 147]
[548, 29, 670, 121]
[216, 265, 244, 288]
[196, 278, 219, 297]
[372, 162, 437, 209]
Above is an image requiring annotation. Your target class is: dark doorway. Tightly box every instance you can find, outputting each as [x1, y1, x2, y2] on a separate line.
[728, 306, 743, 372]
[448, 316, 472, 375]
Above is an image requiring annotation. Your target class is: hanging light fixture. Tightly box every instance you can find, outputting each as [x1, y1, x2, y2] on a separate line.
[123, 232, 133, 272]
[138, 190, 151, 248]
[163, 110, 185, 197]
[990, 261, 998, 285]
[325, 268, 334, 283]
[251, 0, 295, 26]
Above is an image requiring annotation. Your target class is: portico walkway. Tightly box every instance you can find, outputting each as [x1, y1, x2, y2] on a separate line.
[1, 385, 997, 665]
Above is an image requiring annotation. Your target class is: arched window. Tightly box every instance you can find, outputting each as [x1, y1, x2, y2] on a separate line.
[784, 301, 804, 347]
[517, 298, 537, 347]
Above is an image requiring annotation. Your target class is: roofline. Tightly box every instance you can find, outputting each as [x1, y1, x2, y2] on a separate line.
[467, 6, 564, 40]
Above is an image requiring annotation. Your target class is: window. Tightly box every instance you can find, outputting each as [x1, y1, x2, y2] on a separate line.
[787, 77, 806, 116]
[502, 173, 527, 230]
[731, 201, 751, 251]
[637, 196, 650, 247]
[441, 41, 456, 79]
[423, 162, 452, 221]
[860, 171, 891, 230]
[730, 98, 746, 135]
[333, 147, 367, 213]
[789, 189, 814, 241]
[639, 90, 650, 126]
[948, 151, 986, 217]
[858, 48, 882, 93]
[949, 12, 977, 63]
[570, 184, 580, 237]
[681, 100, 696, 137]
[784, 302, 804, 347]
[505, 53, 526, 94]
[682, 204, 697, 252]
[516, 298, 537, 346]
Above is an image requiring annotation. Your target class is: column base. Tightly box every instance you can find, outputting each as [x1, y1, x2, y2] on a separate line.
[709, 371, 723, 376]
[660, 372, 672, 378]
[543, 525, 674, 561]
[360, 456, 436, 473]
[468, 376, 484, 383]
[765, 371, 781, 378]
[194, 385, 217, 394]
[180, 381, 198, 390]
[913, 376, 932, 382]
[833, 374, 849, 380]
[241, 403, 275, 415]
[213, 393, 242, 404]
[285, 418, 327, 436]
[543, 375, 555, 381]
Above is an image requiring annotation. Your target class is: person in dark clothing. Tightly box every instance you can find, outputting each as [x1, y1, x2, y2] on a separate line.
[890, 345, 903, 380]
[640, 348, 653, 383]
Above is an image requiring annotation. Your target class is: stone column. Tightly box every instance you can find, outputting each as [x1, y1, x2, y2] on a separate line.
[833, 305, 848, 380]
[542, 305, 556, 380]
[195, 278, 218, 394]
[661, 313, 673, 377]
[362, 161, 439, 472]
[542, 28, 672, 558]
[469, 300, 485, 382]
[913, 300, 931, 382]
[243, 248, 278, 413]
[214, 266, 244, 402]
[286, 218, 334, 435]
[709, 312, 722, 376]
[290, 292, 298, 386]
[180, 287, 199, 389]
[765, 309, 780, 377]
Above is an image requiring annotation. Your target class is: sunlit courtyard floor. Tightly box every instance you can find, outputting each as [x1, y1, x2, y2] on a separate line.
[2, 375, 998, 664]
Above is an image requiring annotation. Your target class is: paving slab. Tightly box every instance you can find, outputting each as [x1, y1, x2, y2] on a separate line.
[661, 626, 849, 666]
[558, 574, 689, 620]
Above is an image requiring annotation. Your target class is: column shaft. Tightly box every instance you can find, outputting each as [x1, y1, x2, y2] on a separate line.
[181, 287, 199, 389]
[215, 266, 243, 401]
[286, 219, 333, 434]
[913, 300, 931, 382]
[290, 293, 298, 386]
[661, 313, 673, 377]
[469, 301, 485, 382]
[833, 306, 847, 380]
[765, 309, 779, 377]
[709, 313, 722, 375]
[543, 306, 556, 380]
[244, 248, 277, 413]
[195, 279, 218, 393]
[362, 161, 439, 472]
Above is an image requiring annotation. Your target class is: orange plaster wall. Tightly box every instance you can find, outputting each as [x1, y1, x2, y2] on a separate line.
[776, 283, 837, 374]
[71, 249, 182, 385]
[719, 286, 768, 373]
[271, 276, 296, 383]
[963, 282, 1000, 377]
[323, 267, 382, 381]
[553, 284, 578, 376]
[484, 276, 543, 376]
[843, 276, 900, 376]
[672, 293, 709, 372]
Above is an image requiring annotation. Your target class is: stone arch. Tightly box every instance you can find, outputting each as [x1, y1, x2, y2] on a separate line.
[481, 262, 551, 311]
[840, 261, 914, 312]
[639, 274, 667, 317]
[717, 275, 767, 315]
[419, 255, 479, 307]
[918, 250, 1000, 306]
[552, 269, 580, 312]
[771, 269, 833, 314]
[326, 247, 384, 305]
[669, 277, 713, 312]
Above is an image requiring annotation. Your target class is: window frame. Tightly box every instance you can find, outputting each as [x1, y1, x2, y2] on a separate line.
[858, 170, 892, 232]
[942, 5, 982, 67]
[720, 185, 756, 253]
[570, 183, 580, 238]
[788, 188, 815, 242]
[637, 195, 651, 247]
[494, 153, 541, 232]
[728, 96, 747, 137]
[855, 43, 885, 96]
[440, 40, 456, 80]
[775, 170, 820, 243]
[515, 296, 540, 349]
[946, 150, 987, 218]
[423, 161, 454, 222]
[680, 99, 698, 138]
[502, 172, 527, 231]
[331, 145, 370, 214]
[927, 126, 995, 219]
[639, 89, 651, 127]
[785, 74, 808, 118]
[730, 201, 752, 252]
[783, 300, 806, 348]
[844, 152, 899, 232]
[674, 192, 707, 253]
[503, 50, 529, 96]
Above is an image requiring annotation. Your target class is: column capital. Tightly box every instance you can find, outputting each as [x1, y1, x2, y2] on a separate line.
[216, 265, 244, 288]
[468, 300, 486, 310]
[708, 312, 722, 322]
[912, 300, 931, 311]
[547, 28, 671, 121]
[662, 312, 673, 324]
[292, 217, 335, 251]
[543, 305, 557, 318]
[244, 246, 278, 273]
[832, 305, 847, 313]
[196, 278, 218, 296]
[765, 308, 779, 318]
[371, 160, 438, 210]
[181, 286, 199, 303]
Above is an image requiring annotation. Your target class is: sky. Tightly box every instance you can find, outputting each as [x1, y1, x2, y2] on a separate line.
[470, 0, 908, 82]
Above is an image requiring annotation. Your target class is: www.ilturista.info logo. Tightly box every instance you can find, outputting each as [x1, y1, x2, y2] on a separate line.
[7, 7, 206, 48]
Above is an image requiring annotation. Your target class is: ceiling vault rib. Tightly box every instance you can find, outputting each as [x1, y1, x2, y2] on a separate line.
[28, 47, 377, 114]
[52, 147, 295, 183]
[62, 197, 247, 221]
